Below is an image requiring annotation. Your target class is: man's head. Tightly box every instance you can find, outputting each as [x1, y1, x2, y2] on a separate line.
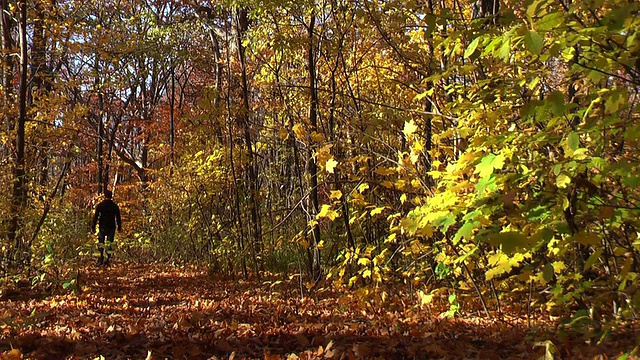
[104, 190, 113, 199]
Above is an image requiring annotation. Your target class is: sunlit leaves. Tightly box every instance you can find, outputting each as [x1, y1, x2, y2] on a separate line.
[402, 120, 418, 138]
[10, 0, 640, 339]
[464, 37, 480, 58]
[486, 252, 527, 281]
[453, 221, 476, 244]
[325, 158, 338, 173]
[474, 153, 505, 179]
[317, 204, 339, 221]
[555, 174, 571, 189]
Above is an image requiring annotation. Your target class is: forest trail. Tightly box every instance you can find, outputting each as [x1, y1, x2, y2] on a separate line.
[0, 262, 637, 359]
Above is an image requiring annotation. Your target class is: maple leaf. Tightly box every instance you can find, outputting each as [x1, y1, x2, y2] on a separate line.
[317, 204, 339, 220]
[474, 153, 505, 179]
[325, 158, 338, 174]
[403, 120, 418, 138]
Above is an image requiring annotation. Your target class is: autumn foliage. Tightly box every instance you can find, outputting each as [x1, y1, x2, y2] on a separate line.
[1, 0, 640, 358]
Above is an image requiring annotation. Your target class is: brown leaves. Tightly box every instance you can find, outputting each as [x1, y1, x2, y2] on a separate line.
[0, 263, 637, 359]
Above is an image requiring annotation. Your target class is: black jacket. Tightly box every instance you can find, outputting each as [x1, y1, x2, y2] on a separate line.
[92, 199, 122, 231]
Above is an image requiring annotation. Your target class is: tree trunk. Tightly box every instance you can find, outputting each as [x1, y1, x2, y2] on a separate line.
[471, 0, 500, 23]
[95, 57, 104, 195]
[8, 0, 29, 268]
[307, 11, 322, 281]
[170, 62, 176, 167]
[235, 7, 263, 278]
[0, 0, 14, 159]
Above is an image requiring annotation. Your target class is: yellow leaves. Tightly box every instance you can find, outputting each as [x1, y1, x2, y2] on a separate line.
[310, 131, 325, 143]
[292, 123, 306, 141]
[413, 88, 434, 102]
[416, 289, 434, 307]
[485, 252, 527, 281]
[329, 190, 342, 200]
[325, 158, 338, 173]
[277, 127, 289, 140]
[373, 250, 387, 266]
[551, 261, 566, 273]
[403, 120, 418, 138]
[556, 174, 571, 188]
[315, 144, 338, 173]
[317, 204, 339, 221]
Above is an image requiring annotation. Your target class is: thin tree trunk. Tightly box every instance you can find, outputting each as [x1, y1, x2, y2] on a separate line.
[0, 0, 14, 161]
[8, 0, 29, 268]
[95, 57, 104, 194]
[208, 24, 224, 143]
[32, 0, 51, 188]
[235, 7, 263, 278]
[327, 4, 355, 251]
[225, 17, 247, 278]
[170, 62, 176, 167]
[29, 156, 71, 247]
[307, 10, 322, 281]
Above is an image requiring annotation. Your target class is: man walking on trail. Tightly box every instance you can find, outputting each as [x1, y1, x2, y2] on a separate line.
[91, 190, 121, 266]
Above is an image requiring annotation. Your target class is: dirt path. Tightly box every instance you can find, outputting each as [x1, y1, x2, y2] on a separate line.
[0, 262, 637, 359]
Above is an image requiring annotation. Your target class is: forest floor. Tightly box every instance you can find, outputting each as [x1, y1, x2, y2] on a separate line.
[0, 262, 638, 359]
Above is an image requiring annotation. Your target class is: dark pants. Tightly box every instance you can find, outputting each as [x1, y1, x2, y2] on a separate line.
[98, 228, 115, 261]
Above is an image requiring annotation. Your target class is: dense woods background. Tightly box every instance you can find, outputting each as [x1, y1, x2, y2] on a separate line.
[0, 0, 639, 326]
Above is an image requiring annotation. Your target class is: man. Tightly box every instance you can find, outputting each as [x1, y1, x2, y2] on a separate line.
[91, 190, 122, 266]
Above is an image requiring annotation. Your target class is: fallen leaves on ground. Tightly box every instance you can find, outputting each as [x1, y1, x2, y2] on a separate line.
[0, 262, 638, 359]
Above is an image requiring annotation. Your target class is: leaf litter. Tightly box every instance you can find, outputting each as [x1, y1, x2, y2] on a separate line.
[0, 262, 638, 359]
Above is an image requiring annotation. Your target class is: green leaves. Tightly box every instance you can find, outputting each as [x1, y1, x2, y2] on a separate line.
[474, 153, 505, 179]
[523, 30, 543, 55]
[567, 132, 579, 151]
[464, 37, 480, 58]
[527, 0, 552, 18]
[453, 221, 476, 244]
[536, 12, 564, 31]
[497, 38, 511, 61]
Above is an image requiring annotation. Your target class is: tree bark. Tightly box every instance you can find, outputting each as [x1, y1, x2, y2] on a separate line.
[0, 0, 14, 157]
[307, 10, 322, 281]
[8, 0, 29, 267]
[235, 7, 263, 278]
[94, 57, 105, 194]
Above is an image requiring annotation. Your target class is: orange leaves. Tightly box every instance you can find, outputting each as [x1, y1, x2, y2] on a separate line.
[0, 262, 636, 359]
